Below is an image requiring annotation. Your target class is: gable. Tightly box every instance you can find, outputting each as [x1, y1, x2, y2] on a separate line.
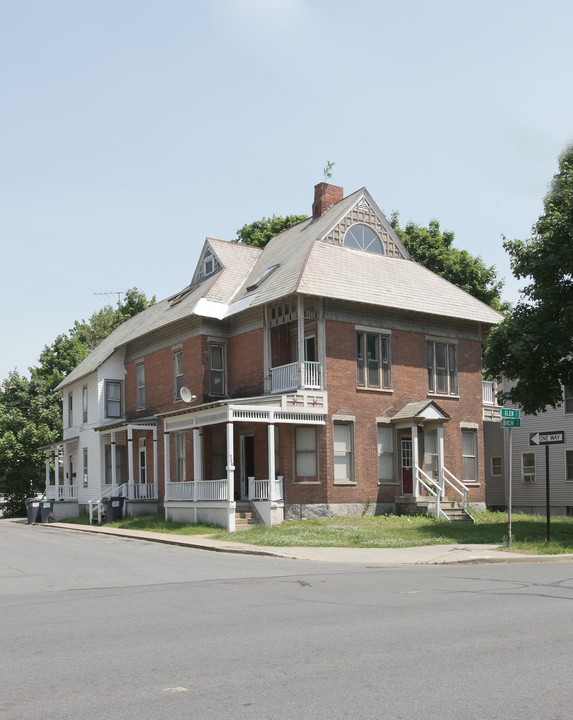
[319, 191, 409, 259]
[191, 240, 223, 285]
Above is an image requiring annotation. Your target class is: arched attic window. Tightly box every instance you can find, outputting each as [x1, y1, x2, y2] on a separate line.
[343, 223, 384, 255]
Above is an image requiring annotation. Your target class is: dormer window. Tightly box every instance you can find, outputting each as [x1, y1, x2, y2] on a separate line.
[203, 248, 215, 277]
[343, 224, 383, 255]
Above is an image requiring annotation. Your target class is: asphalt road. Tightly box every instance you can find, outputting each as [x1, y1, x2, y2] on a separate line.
[2, 520, 573, 720]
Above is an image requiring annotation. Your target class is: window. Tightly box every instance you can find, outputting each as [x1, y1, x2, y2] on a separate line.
[203, 248, 214, 277]
[176, 433, 186, 482]
[566, 451, 573, 482]
[522, 452, 535, 483]
[68, 392, 73, 427]
[462, 429, 477, 482]
[210, 344, 225, 396]
[564, 387, 573, 414]
[105, 381, 122, 418]
[357, 332, 391, 389]
[173, 350, 183, 400]
[82, 386, 88, 424]
[295, 427, 317, 480]
[428, 341, 457, 395]
[491, 456, 502, 477]
[424, 429, 439, 480]
[377, 425, 394, 482]
[82, 448, 88, 488]
[334, 422, 354, 483]
[139, 438, 146, 483]
[136, 363, 145, 409]
[343, 224, 383, 254]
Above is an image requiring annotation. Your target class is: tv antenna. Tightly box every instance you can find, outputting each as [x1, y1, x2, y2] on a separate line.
[93, 290, 126, 308]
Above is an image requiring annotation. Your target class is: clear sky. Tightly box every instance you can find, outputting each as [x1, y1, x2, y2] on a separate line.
[1, 0, 572, 381]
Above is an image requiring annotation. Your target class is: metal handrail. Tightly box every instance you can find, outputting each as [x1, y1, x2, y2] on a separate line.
[88, 483, 127, 524]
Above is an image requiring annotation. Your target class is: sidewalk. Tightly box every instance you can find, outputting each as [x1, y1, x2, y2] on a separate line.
[35, 520, 573, 565]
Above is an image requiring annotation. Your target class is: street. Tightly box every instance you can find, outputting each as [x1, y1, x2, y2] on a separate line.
[2, 520, 573, 719]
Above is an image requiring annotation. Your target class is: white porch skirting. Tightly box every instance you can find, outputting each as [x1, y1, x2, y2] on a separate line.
[164, 500, 234, 530]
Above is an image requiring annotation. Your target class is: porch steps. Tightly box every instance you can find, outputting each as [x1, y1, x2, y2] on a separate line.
[235, 501, 262, 530]
[397, 497, 474, 523]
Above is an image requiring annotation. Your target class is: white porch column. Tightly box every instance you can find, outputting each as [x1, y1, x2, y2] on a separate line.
[193, 428, 203, 481]
[412, 424, 419, 497]
[437, 425, 445, 497]
[297, 294, 305, 389]
[127, 425, 134, 490]
[111, 432, 117, 490]
[45, 452, 51, 490]
[153, 426, 158, 500]
[226, 417, 236, 532]
[268, 412, 276, 501]
[164, 430, 171, 496]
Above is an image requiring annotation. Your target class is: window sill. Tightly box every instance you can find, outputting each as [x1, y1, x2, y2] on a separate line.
[292, 480, 321, 485]
[427, 392, 459, 400]
[333, 480, 357, 486]
[463, 482, 481, 487]
[378, 480, 400, 486]
[357, 386, 393, 393]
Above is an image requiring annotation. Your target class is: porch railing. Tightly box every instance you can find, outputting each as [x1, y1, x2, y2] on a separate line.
[45, 485, 77, 501]
[125, 483, 157, 500]
[248, 476, 284, 502]
[165, 479, 228, 502]
[414, 465, 474, 522]
[270, 361, 321, 393]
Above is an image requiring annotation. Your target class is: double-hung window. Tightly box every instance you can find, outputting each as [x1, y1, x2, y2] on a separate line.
[333, 422, 354, 483]
[377, 425, 394, 483]
[176, 433, 186, 482]
[564, 387, 573, 414]
[173, 350, 183, 400]
[428, 341, 457, 395]
[357, 332, 391, 389]
[82, 386, 88, 424]
[462, 429, 477, 482]
[82, 447, 88, 488]
[139, 438, 147, 484]
[136, 363, 146, 409]
[522, 453, 535, 483]
[105, 381, 122, 418]
[210, 343, 225, 396]
[68, 392, 73, 427]
[295, 427, 317, 481]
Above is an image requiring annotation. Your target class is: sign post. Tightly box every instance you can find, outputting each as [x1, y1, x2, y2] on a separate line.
[501, 409, 521, 546]
[529, 431, 565, 543]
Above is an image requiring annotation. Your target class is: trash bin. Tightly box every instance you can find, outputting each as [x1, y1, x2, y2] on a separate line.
[39, 499, 55, 523]
[103, 496, 125, 522]
[26, 498, 41, 524]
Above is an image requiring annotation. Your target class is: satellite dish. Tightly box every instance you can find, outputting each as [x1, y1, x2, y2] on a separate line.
[180, 386, 196, 403]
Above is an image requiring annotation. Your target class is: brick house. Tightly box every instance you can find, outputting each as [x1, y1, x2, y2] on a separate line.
[43, 183, 502, 529]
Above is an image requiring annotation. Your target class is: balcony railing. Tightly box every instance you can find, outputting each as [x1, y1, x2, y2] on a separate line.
[270, 361, 321, 393]
[482, 380, 496, 405]
[125, 483, 157, 500]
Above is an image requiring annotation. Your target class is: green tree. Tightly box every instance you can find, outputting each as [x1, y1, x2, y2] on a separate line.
[0, 288, 155, 516]
[391, 215, 509, 313]
[483, 146, 573, 414]
[235, 214, 308, 249]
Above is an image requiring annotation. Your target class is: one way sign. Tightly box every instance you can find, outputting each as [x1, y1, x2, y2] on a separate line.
[529, 431, 565, 446]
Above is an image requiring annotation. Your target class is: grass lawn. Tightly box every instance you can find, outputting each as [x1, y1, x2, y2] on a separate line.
[66, 510, 573, 555]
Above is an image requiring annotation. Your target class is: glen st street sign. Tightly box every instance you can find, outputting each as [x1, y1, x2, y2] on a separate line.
[501, 408, 520, 419]
[501, 418, 520, 428]
[529, 431, 565, 446]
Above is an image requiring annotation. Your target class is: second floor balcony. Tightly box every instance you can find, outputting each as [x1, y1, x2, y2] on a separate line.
[270, 361, 322, 394]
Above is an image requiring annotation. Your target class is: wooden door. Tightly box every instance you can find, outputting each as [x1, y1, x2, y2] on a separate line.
[401, 438, 413, 494]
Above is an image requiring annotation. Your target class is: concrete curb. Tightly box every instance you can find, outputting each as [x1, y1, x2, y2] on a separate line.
[15, 518, 573, 566]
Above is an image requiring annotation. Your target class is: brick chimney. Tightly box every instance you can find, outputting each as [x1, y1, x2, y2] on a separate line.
[312, 182, 344, 219]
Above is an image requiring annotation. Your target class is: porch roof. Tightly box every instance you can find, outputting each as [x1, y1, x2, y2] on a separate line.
[390, 400, 451, 423]
[94, 418, 157, 433]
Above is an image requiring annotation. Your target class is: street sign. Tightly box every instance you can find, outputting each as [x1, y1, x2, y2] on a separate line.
[529, 431, 565, 446]
[501, 418, 521, 428]
[501, 408, 520, 419]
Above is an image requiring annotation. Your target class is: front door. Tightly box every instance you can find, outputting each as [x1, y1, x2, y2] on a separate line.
[401, 438, 413, 494]
[240, 435, 255, 499]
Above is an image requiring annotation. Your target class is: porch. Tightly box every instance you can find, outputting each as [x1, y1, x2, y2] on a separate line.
[162, 398, 326, 531]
